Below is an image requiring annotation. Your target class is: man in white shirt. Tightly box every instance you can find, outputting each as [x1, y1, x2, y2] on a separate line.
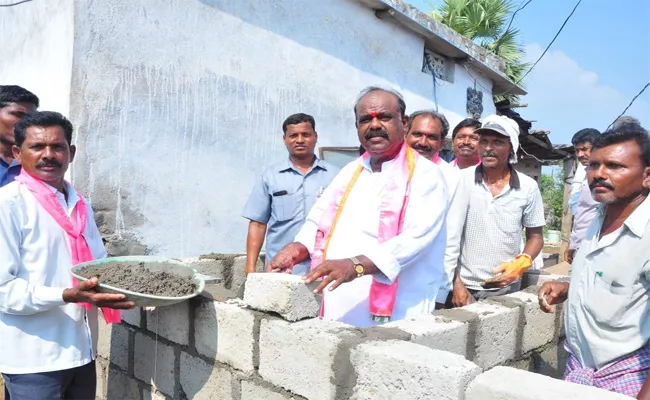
[538, 124, 650, 398]
[268, 87, 449, 328]
[565, 128, 600, 263]
[405, 109, 459, 192]
[0, 111, 133, 400]
[403, 109, 460, 309]
[445, 115, 545, 307]
[450, 118, 482, 170]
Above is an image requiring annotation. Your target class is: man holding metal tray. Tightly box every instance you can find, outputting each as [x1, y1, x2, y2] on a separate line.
[0, 112, 134, 400]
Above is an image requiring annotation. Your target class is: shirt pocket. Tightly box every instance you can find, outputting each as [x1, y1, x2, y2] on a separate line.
[584, 274, 634, 326]
[493, 207, 523, 235]
[271, 191, 299, 222]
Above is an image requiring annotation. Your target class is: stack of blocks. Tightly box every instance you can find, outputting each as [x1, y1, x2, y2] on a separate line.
[94, 257, 625, 400]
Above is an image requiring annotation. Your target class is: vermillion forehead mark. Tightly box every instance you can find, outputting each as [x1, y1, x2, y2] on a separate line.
[370, 112, 377, 118]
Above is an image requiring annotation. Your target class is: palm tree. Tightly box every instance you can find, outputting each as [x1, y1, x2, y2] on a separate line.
[430, 0, 529, 101]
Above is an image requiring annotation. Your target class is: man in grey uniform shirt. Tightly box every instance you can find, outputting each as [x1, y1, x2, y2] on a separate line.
[539, 125, 650, 398]
[242, 113, 339, 275]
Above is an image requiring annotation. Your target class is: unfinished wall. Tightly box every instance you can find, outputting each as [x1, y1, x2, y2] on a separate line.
[67, 0, 496, 257]
[95, 258, 626, 400]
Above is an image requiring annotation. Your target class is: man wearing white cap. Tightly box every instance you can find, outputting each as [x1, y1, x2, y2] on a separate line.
[443, 115, 545, 307]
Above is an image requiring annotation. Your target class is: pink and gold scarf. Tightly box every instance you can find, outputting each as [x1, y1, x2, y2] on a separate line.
[311, 142, 416, 322]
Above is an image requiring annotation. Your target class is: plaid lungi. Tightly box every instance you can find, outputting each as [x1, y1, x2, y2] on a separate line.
[565, 343, 650, 397]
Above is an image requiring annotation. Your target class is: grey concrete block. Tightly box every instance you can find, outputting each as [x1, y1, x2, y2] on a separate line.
[180, 351, 233, 400]
[121, 307, 143, 327]
[465, 366, 630, 399]
[241, 381, 295, 400]
[382, 314, 469, 357]
[97, 322, 130, 371]
[243, 273, 320, 321]
[522, 271, 569, 288]
[351, 340, 481, 400]
[259, 318, 360, 400]
[106, 367, 141, 400]
[194, 300, 256, 373]
[503, 291, 558, 354]
[134, 333, 176, 396]
[146, 301, 190, 345]
[462, 302, 519, 369]
[533, 343, 569, 379]
[143, 388, 168, 400]
[231, 255, 252, 298]
[180, 256, 226, 281]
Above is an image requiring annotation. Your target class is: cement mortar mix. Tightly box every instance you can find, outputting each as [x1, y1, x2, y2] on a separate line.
[78, 262, 196, 297]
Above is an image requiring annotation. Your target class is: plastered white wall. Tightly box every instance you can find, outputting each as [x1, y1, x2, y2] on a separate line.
[0, 0, 74, 115]
[68, 0, 496, 256]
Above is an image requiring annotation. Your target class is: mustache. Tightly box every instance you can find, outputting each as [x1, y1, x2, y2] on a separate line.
[590, 179, 615, 191]
[459, 144, 475, 149]
[365, 129, 389, 141]
[481, 151, 499, 159]
[412, 144, 432, 152]
[36, 160, 62, 168]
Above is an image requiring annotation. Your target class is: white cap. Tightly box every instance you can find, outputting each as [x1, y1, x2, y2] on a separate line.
[476, 115, 521, 164]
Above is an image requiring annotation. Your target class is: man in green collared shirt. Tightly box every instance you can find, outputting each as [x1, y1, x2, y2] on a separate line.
[539, 123, 650, 398]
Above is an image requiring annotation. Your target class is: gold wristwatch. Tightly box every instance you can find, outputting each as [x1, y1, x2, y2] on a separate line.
[350, 256, 365, 277]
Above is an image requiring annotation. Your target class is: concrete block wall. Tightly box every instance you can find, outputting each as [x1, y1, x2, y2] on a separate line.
[95, 256, 620, 400]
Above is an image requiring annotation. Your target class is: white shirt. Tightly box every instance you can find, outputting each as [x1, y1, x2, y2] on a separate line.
[295, 154, 449, 328]
[429, 157, 459, 303]
[432, 157, 459, 198]
[569, 164, 586, 215]
[0, 181, 105, 374]
[445, 166, 545, 291]
[566, 197, 650, 369]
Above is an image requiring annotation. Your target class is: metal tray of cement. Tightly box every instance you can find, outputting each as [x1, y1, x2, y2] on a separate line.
[70, 256, 206, 308]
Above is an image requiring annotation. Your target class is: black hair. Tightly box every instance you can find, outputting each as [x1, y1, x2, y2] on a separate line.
[571, 128, 600, 146]
[0, 85, 39, 108]
[612, 115, 641, 130]
[354, 86, 406, 118]
[592, 124, 650, 167]
[14, 111, 73, 148]
[452, 118, 481, 139]
[359, 144, 365, 156]
[407, 110, 449, 138]
[282, 113, 315, 134]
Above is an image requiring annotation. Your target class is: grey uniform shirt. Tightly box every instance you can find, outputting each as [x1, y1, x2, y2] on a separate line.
[565, 196, 650, 369]
[444, 165, 546, 291]
[242, 157, 339, 270]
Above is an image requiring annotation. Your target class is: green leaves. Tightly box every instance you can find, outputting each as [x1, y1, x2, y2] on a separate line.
[540, 171, 564, 230]
[433, 0, 527, 101]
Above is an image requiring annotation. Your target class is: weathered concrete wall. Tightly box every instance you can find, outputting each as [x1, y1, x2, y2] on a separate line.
[67, 0, 496, 257]
[96, 260, 624, 400]
[0, 0, 74, 115]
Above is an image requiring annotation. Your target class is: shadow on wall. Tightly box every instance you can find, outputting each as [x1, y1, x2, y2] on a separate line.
[196, 0, 443, 103]
[503, 306, 568, 379]
[97, 297, 220, 399]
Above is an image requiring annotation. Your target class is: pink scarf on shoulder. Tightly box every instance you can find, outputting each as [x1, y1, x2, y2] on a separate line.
[311, 142, 416, 322]
[431, 152, 442, 164]
[15, 170, 121, 324]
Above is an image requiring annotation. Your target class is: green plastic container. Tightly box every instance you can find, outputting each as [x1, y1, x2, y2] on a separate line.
[70, 256, 205, 308]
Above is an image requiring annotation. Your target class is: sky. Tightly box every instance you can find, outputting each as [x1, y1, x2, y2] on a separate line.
[406, 0, 650, 146]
